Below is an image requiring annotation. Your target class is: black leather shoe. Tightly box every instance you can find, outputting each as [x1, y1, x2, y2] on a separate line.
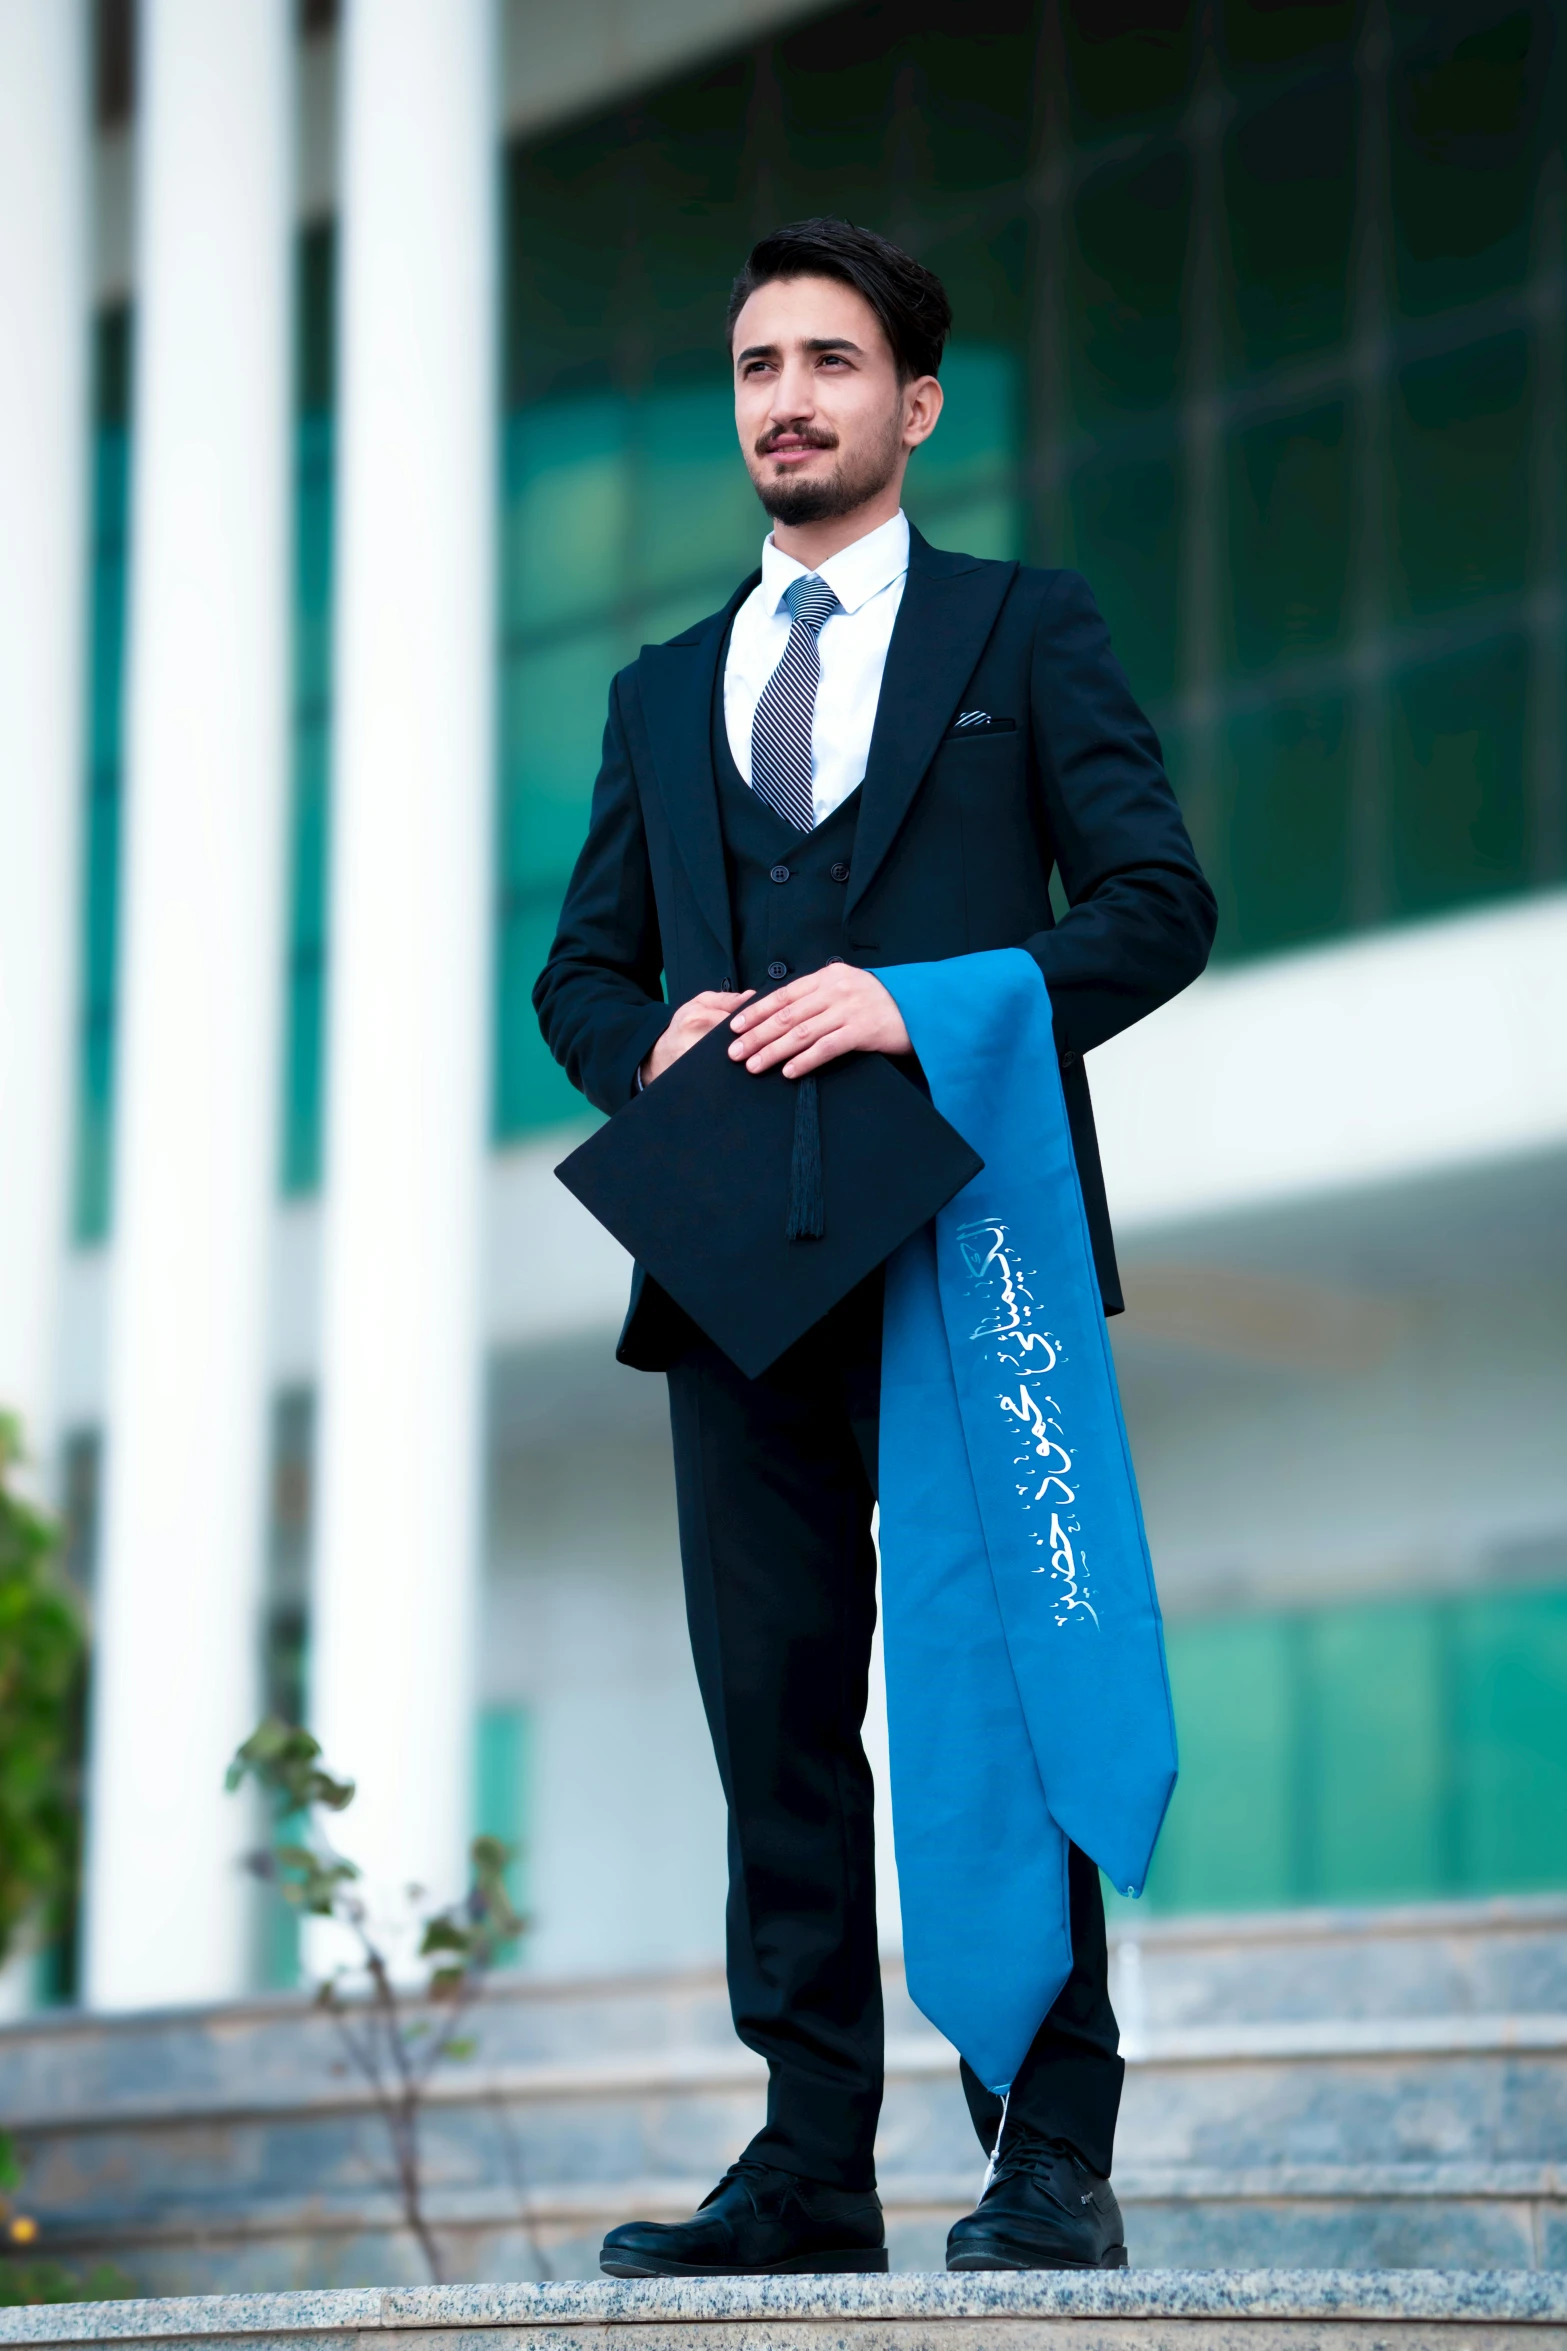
[601, 2160, 888, 2277]
[946, 2132, 1127, 2270]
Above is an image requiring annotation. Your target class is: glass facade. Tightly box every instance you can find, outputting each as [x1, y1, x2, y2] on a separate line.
[494, 0, 1566, 1131]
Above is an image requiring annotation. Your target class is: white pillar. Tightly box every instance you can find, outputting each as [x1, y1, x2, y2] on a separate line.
[311, 0, 494, 1940]
[0, 0, 87, 1497]
[85, 1, 292, 2009]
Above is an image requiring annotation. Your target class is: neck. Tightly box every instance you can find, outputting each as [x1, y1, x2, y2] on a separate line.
[768, 484, 903, 571]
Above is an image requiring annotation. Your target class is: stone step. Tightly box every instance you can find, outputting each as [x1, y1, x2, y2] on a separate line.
[12, 2050, 1566, 2293]
[7, 2165, 1565, 2297]
[3, 2271, 1567, 2350]
[5, 1898, 1559, 2131]
[15, 2024, 1567, 2203]
[4, 1901, 1563, 2294]
[1110, 1897, 1567, 2034]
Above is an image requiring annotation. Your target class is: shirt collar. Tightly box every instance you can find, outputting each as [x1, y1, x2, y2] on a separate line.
[759, 509, 910, 620]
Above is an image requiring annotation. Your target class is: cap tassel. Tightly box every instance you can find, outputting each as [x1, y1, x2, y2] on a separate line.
[786, 1074, 824, 1242]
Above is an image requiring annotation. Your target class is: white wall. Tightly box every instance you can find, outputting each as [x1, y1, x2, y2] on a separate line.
[1089, 892, 1567, 1234]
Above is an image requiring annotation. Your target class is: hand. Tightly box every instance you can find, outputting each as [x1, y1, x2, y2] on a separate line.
[728, 964, 910, 1078]
[641, 988, 755, 1085]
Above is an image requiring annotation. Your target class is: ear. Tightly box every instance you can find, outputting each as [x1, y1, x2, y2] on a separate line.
[902, 373, 944, 450]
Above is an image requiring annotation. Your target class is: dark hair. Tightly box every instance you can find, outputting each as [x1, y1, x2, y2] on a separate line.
[726, 218, 952, 381]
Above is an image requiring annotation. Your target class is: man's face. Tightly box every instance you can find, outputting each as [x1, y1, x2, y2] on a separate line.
[731, 274, 921, 527]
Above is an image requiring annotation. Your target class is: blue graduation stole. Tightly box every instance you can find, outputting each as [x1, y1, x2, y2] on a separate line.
[873, 949, 1178, 2094]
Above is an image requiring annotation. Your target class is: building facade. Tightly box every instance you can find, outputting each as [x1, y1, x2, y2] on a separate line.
[1, 0, 1565, 2013]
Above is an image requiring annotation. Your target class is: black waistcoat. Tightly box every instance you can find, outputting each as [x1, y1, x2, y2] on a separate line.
[713, 676, 860, 993]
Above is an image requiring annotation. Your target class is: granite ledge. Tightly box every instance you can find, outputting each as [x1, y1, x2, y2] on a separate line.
[3, 2270, 1567, 2342]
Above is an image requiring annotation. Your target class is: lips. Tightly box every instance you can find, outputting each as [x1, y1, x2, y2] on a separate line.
[758, 434, 836, 462]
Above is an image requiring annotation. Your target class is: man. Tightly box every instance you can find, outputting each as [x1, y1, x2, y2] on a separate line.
[535, 218, 1215, 2275]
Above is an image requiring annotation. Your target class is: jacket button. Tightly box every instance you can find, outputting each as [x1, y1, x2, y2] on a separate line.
[769, 863, 790, 884]
[767, 960, 788, 981]
[829, 861, 850, 883]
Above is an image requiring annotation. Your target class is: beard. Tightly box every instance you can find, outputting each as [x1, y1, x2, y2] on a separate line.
[750, 410, 904, 526]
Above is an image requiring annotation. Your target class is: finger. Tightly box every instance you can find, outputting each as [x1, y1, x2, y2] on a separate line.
[743, 1016, 844, 1074]
[728, 991, 830, 1054]
[687, 989, 756, 1035]
[781, 1026, 858, 1078]
[730, 984, 811, 1033]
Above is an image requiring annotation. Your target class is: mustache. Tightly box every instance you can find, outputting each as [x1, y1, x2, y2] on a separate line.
[754, 425, 839, 457]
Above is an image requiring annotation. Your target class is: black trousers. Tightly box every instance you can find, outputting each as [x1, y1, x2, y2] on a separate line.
[665, 1278, 1124, 2193]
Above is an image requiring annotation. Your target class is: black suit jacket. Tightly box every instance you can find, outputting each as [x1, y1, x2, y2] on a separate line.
[534, 525, 1217, 1367]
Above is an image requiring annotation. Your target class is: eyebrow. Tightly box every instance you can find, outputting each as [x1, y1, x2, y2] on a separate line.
[735, 336, 867, 363]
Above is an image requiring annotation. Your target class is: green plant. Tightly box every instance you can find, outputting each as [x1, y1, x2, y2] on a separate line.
[0, 1417, 85, 1975]
[0, 2255, 135, 2309]
[0, 1415, 103, 2302]
[228, 1719, 527, 2284]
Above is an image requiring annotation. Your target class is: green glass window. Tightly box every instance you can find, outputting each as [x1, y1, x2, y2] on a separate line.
[1067, 450, 1183, 702]
[475, 1704, 531, 1957]
[1135, 1585, 1567, 1913]
[1064, 1, 1196, 135]
[1223, 69, 1355, 377]
[1389, 7, 1548, 319]
[1390, 633, 1530, 915]
[1219, 696, 1352, 953]
[72, 308, 133, 1245]
[1391, 333, 1532, 621]
[1226, 404, 1353, 673]
[279, 223, 336, 1196]
[1069, 148, 1192, 424]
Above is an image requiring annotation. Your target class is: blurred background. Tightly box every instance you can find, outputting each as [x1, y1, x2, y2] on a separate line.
[1, 0, 1565, 2295]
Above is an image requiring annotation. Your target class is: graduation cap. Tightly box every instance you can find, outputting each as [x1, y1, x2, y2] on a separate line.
[555, 1019, 983, 1379]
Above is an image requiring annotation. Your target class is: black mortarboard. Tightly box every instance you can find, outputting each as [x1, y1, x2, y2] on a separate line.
[555, 1023, 983, 1379]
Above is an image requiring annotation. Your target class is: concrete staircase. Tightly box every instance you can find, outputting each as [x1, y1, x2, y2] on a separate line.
[0, 1896, 1562, 2295]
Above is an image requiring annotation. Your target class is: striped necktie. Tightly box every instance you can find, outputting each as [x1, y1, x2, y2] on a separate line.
[749, 573, 841, 833]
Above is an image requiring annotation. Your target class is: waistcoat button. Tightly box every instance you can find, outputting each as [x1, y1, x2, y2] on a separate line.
[769, 863, 790, 884]
[766, 959, 788, 981]
[829, 861, 850, 883]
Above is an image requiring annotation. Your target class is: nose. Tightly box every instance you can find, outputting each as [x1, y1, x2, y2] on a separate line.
[769, 355, 817, 425]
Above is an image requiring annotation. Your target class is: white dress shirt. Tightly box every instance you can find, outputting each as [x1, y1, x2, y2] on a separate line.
[723, 510, 909, 827]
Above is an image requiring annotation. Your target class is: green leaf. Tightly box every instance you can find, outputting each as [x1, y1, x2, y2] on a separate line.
[225, 1718, 357, 1819]
[419, 1916, 468, 1956]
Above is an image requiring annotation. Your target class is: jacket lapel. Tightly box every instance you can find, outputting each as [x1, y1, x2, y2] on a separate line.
[846, 531, 1019, 918]
[632, 572, 758, 969]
